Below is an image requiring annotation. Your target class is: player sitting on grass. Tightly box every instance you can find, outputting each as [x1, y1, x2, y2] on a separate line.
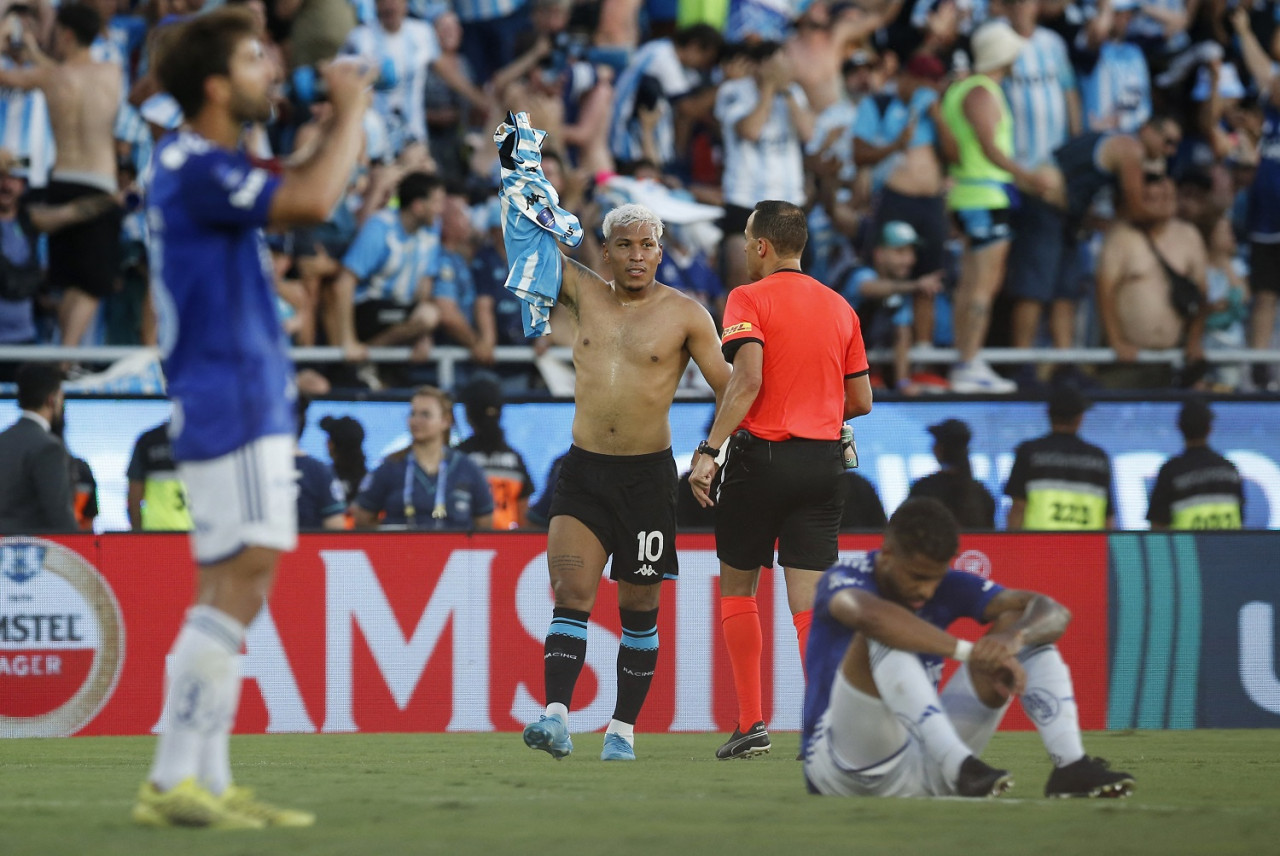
[801, 497, 1135, 799]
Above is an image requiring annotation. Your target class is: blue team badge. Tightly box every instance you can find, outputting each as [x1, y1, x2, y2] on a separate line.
[0, 543, 47, 584]
[1021, 688, 1061, 725]
[536, 207, 556, 229]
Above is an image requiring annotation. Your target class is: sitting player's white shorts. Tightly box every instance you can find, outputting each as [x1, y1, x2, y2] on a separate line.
[178, 434, 298, 564]
[804, 656, 1009, 797]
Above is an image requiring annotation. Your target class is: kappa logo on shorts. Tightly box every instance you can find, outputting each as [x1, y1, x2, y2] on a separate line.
[721, 322, 752, 338]
[636, 564, 658, 577]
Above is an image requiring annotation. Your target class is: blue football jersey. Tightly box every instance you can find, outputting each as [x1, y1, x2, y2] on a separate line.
[146, 131, 295, 461]
[801, 551, 1004, 748]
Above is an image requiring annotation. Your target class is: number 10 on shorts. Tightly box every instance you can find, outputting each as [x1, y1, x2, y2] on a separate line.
[636, 531, 665, 562]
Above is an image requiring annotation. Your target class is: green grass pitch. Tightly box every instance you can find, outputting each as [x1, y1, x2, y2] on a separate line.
[3, 730, 1279, 856]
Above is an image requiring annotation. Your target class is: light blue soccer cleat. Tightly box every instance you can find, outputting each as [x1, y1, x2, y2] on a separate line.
[600, 732, 635, 761]
[523, 715, 574, 759]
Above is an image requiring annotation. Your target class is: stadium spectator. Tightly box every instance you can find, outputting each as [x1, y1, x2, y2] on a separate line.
[997, 0, 1080, 368]
[1147, 398, 1244, 530]
[0, 362, 75, 533]
[331, 170, 446, 378]
[353, 385, 494, 530]
[835, 220, 943, 390]
[341, 0, 488, 161]
[1077, 0, 1152, 134]
[714, 41, 813, 291]
[432, 190, 492, 368]
[838, 470, 888, 532]
[0, 4, 122, 348]
[607, 23, 722, 173]
[455, 376, 535, 530]
[689, 200, 871, 761]
[423, 10, 480, 178]
[940, 21, 1043, 394]
[863, 53, 949, 350]
[1005, 385, 1114, 531]
[274, 0, 357, 71]
[0, 153, 41, 358]
[0, 3, 56, 189]
[454, 0, 530, 87]
[1095, 174, 1207, 388]
[126, 420, 193, 531]
[295, 400, 347, 530]
[320, 414, 368, 505]
[801, 497, 1136, 799]
[908, 418, 996, 530]
[518, 202, 730, 764]
[1233, 8, 1280, 390]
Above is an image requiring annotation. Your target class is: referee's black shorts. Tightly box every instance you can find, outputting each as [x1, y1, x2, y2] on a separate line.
[714, 432, 844, 572]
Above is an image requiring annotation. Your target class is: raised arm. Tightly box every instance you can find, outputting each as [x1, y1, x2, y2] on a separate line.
[269, 62, 374, 226]
[557, 252, 607, 318]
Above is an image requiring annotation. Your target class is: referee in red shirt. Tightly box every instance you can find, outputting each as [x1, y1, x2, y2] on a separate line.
[689, 199, 872, 760]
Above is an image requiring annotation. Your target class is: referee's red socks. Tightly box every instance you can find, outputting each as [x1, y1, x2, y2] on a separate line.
[792, 609, 812, 678]
[720, 596, 763, 728]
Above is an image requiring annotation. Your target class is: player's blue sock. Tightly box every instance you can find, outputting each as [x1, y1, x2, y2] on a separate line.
[870, 643, 971, 784]
[613, 608, 659, 726]
[1019, 644, 1085, 767]
[544, 607, 590, 708]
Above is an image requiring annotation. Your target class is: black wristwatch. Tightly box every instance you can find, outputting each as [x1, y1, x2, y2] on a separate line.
[696, 440, 721, 459]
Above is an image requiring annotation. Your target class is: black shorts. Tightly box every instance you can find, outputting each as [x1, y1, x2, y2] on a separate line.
[45, 179, 122, 299]
[548, 445, 678, 585]
[355, 299, 411, 342]
[870, 188, 948, 276]
[714, 432, 843, 572]
[1250, 240, 1280, 296]
[1006, 196, 1080, 302]
[952, 207, 1012, 250]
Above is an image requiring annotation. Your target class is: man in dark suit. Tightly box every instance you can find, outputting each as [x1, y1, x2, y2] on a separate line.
[0, 363, 76, 533]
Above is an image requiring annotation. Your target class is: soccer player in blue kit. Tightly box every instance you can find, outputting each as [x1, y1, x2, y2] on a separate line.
[131, 9, 373, 829]
[801, 498, 1135, 799]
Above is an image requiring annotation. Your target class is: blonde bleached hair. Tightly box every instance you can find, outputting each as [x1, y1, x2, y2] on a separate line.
[602, 203, 665, 242]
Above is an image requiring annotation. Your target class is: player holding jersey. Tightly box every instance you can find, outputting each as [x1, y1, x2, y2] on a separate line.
[802, 498, 1134, 799]
[132, 9, 372, 829]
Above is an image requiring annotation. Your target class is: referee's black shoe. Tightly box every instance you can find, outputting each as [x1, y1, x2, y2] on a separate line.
[955, 755, 1013, 797]
[715, 721, 771, 760]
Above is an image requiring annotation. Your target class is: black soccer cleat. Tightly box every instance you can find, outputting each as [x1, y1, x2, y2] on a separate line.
[1044, 755, 1135, 799]
[955, 755, 1013, 797]
[715, 721, 771, 760]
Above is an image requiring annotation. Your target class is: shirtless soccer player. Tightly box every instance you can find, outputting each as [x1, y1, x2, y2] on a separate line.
[521, 202, 731, 761]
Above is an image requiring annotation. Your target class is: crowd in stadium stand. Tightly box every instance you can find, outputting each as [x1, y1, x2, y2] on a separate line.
[0, 0, 1278, 394]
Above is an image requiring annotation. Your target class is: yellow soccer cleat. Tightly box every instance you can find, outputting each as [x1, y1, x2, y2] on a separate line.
[221, 785, 316, 827]
[132, 778, 265, 830]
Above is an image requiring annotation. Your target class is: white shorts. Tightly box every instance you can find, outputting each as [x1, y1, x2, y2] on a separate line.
[178, 434, 298, 565]
[804, 662, 1009, 797]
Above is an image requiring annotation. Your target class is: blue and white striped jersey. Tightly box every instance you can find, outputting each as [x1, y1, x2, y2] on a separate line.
[341, 209, 443, 306]
[342, 20, 440, 152]
[609, 38, 697, 166]
[452, 0, 527, 22]
[1125, 0, 1189, 51]
[1005, 27, 1075, 167]
[0, 60, 55, 188]
[1080, 41, 1150, 134]
[714, 77, 808, 208]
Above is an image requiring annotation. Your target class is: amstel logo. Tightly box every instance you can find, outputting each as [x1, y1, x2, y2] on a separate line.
[0, 538, 124, 737]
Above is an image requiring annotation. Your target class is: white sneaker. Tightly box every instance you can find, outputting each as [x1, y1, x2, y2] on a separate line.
[949, 360, 1018, 394]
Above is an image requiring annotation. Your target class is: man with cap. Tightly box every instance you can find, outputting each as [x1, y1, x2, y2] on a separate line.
[1004, 386, 1115, 530]
[1147, 400, 1244, 530]
[939, 20, 1050, 394]
[836, 220, 943, 390]
[908, 418, 996, 529]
